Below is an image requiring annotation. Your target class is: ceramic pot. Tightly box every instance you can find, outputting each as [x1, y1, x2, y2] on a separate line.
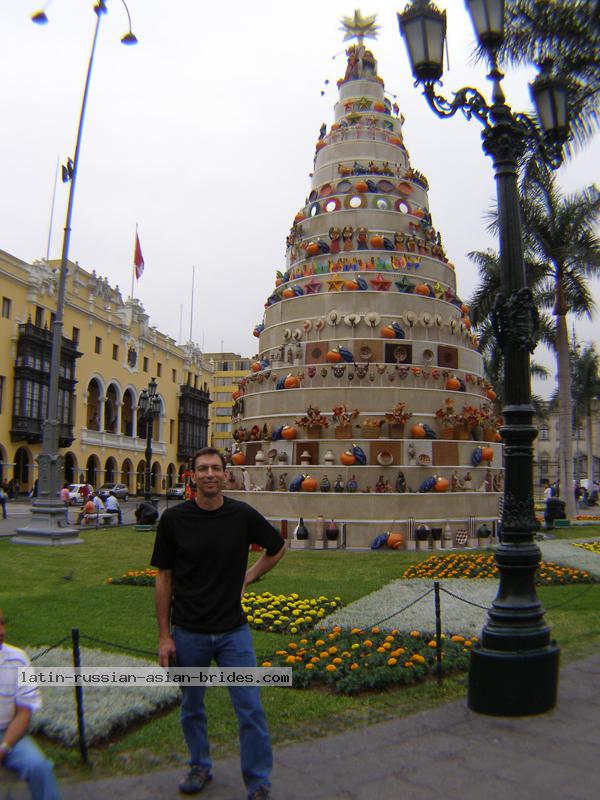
[335, 424, 353, 439]
[389, 423, 405, 439]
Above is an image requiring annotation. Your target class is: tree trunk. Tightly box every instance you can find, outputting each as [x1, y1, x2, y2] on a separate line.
[555, 312, 576, 519]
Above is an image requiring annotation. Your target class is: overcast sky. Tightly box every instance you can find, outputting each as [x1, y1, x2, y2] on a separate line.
[1, 1, 598, 395]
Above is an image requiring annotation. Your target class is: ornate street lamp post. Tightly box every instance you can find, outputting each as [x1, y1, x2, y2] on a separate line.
[398, 0, 570, 715]
[14, 1, 137, 546]
[138, 378, 161, 503]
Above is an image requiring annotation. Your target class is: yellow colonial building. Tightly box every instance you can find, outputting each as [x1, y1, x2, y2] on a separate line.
[204, 352, 251, 451]
[0, 249, 212, 495]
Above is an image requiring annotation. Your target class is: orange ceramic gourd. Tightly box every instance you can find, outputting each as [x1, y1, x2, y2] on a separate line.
[410, 424, 426, 439]
[494, 431, 502, 442]
[315, 140, 326, 151]
[294, 212, 306, 223]
[231, 452, 245, 466]
[326, 349, 343, 363]
[415, 283, 430, 296]
[380, 325, 396, 338]
[482, 447, 494, 462]
[281, 425, 298, 440]
[462, 317, 471, 330]
[370, 235, 384, 249]
[434, 477, 450, 493]
[386, 532, 404, 549]
[486, 388, 497, 401]
[231, 390, 242, 401]
[251, 362, 262, 373]
[446, 376, 460, 391]
[301, 476, 318, 492]
[281, 288, 295, 299]
[284, 374, 300, 389]
[340, 451, 356, 466]
[373, 101, 386, 112]
[344, 279, 359, 290]
[461, 304, 469, 315]
[355, 180, 369, 193]
[306, 242, 320, 256]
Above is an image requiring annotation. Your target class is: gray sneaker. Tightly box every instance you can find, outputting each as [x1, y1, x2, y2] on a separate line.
[248, 785, 271, 800]
[179, 765, 212, 794]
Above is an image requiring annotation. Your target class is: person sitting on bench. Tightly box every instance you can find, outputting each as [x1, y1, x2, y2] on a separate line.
[0, 608, 61, 800]
[104, 491, 122, 525]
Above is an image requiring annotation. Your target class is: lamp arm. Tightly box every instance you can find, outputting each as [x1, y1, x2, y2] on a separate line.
[513, 112, 565, 169]
[423, 83, 490, 127]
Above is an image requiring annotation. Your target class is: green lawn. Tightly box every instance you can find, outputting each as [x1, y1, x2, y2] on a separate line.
[2, 526, 600, 780]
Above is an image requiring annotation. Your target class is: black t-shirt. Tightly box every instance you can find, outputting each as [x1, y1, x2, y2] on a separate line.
[150, 497, 284, 633]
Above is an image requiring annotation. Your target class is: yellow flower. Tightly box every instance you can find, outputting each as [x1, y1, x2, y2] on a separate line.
[305, 663, 314, 670]
[262, 661, 272, 667]
[371, 627, 380, 634]
[288, 642, 298, 650]
[363, 639, 373, 648]
[328, 646, 338, 654]
[315, 639, 325, 646]
[325, 664, 336, 672]
[332, 657, 342, 665]
[285, 655, 296, 664]
[350, 663, 359, 671]
[410, 630, 421, 638]
[387, 657, 397, 666]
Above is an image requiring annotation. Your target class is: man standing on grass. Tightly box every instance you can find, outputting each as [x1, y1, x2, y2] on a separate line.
[151, 447, 286, 800]
[0, 609, 61, 800]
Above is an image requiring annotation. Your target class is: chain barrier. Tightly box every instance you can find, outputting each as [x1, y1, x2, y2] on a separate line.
[544, 582, 598, 610]
[30, 636, 72, 662]
[368, 587, 434, 629]
[439, 586, 491, 610]
[79, 633, 155, 658]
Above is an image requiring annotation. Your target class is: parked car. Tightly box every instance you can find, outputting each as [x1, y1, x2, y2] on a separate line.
[67, 484, 88, 505]
[97, 483, 129, 501]
[166, 482, 186, 499]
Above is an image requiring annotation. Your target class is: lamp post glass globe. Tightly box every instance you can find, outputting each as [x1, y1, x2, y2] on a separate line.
[464, 0, 505, 51]
[397, 1, 446, 84]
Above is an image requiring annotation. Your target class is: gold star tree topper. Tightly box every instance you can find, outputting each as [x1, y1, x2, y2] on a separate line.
[339, 9, 380, 44]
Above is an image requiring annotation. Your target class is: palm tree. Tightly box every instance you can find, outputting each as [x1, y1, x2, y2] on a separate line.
[499, 0, 600, 152]
[571, 341, 600, 484]
[519, 165, 600, 518]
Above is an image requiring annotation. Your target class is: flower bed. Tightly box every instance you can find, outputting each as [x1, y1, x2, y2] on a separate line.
[243, 591, 342, 633]
[401, 553, 595, 585]
[107, 568, 158, 586]
[573, 541, 600, 555]
[262, 626, 473, 694]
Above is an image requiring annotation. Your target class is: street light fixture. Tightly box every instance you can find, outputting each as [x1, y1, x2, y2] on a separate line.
[138, 378, 161, 503]
[14, 1, 137, 546]
[398, 0, 570, 715]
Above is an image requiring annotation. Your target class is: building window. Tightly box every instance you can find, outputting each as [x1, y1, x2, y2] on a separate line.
[214, 423, 231, 432]
[1, 298, 11, 319]
[169, 419, 174, 444]
[72, 326, 79, 345]
[35, 306, 44, 327]
[172, 368, 177, 383]
[112, 344, 119, 361]
[216, 392, 232, 401]
[539, 426, 549, 441]
[215, 407, 231, 417]
[143, 356, 149, 372]
[157, 362, 162, 377]
[0, 375, 4, 413]
[94, 336, 102, 354]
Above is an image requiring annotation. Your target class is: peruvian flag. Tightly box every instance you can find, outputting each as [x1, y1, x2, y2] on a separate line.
[134, 232, 145, 280]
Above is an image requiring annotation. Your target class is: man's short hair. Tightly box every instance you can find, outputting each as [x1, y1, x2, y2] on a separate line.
[192, 447, 226, 471]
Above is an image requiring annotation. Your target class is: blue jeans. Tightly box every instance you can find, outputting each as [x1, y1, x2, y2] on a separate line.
[173, 623, 272, 795]
[0, 732, 61, 800]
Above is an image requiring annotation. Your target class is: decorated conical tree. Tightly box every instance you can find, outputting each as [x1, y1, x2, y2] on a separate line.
[227, 15, 503, 548]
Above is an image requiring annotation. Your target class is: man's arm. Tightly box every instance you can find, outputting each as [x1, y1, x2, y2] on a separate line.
[0, 706, 31, 762]
[155, 568, 176, 667]
[243, 541, 287, 596]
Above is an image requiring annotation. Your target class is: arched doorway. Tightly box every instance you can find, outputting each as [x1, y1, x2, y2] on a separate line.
[86, 454, 100, 488]
[121, 389, 135, 437]
[104, 456, 117, 484]
[64, 452, 78, 485]
[87, 379, 103, 430]
[0, 444, 8, 485]
[136, 460, 145, 495]
[166, 463, 177, 488]
[14, 447, 32, 489]
[151, 461, 162, 493]
[121, 458, 133, 493]
[104, 384, 119, 434]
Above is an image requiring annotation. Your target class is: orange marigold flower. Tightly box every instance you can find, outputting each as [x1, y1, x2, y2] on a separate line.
[387, 658, 398, 666]
[325, 664, 336, 672]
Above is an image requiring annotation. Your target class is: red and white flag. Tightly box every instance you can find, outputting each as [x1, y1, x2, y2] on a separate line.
[134, 232, 145, 280]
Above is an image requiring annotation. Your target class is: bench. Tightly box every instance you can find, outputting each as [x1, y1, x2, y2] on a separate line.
[134, 523, 157, 532]
[83, 512, 118, 527]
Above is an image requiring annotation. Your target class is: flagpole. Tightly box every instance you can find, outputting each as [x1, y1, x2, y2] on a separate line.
[131, 223, 137, 300]
[189, 265, 195, 342]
